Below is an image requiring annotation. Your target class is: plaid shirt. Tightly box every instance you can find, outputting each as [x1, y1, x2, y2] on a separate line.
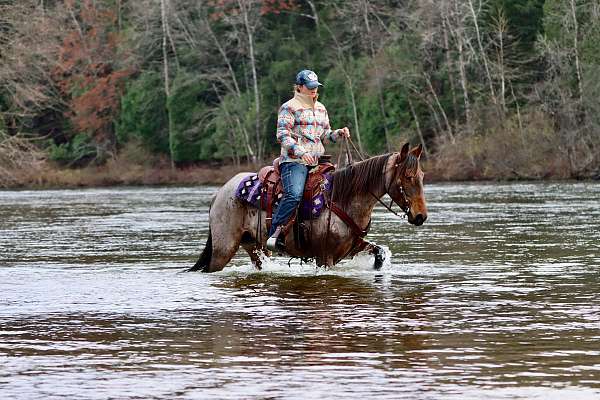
[276, 92, 341, 165]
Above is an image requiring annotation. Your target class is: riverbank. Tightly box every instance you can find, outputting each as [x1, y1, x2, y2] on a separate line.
[2, 158, 598, 190]
[1, 136, 598, 189]
[0, 158, 255, 189]
[0, 135, 256, 189]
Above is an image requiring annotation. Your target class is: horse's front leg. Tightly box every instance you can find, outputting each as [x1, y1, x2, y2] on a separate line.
[370, 243, 386, 270]
[314, 253, 335, 269]
[348, 239, 386, 270]
[241, 242, 272, 271]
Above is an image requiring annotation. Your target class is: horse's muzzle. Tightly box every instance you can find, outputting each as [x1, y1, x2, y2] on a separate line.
[409, 213, 427, 226]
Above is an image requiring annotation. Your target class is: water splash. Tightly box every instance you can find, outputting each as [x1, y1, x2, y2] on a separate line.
[338, 243, 393, 271]
[220, 245, 395, 277]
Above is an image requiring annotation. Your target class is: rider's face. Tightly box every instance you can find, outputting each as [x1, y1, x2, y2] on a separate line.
[299, 84, 318, 98]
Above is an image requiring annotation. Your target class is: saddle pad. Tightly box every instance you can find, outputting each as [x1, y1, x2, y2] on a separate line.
[235, 173, 332, 219]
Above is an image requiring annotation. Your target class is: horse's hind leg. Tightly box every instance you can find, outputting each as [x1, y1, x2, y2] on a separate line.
[191, 172, 260, 273]
[201, 223, 247, 272]
[192, 207, 245, 273]
[241, 242, 263, 271]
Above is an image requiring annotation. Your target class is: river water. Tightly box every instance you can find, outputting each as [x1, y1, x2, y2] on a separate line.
[1, 182, 599, 399]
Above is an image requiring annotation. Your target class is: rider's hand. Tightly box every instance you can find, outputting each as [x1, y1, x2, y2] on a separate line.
[339, 127, 351, 138]
[301, 153, 318, 165]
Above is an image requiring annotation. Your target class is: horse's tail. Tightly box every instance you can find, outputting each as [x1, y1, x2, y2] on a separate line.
[188, 227, 213, 272]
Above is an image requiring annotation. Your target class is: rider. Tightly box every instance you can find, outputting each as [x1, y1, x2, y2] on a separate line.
[266, 69, 350, 252]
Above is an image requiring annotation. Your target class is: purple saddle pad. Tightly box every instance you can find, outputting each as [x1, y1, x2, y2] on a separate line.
[235, 173, 332, 219]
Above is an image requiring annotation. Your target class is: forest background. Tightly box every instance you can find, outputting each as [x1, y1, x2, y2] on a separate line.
[1, 0, 599, 188]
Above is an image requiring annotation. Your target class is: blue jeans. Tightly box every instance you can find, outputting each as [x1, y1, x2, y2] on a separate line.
[268, 162, 308, 236]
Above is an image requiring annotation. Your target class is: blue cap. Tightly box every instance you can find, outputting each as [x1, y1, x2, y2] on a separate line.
[295, 69, 322, 89]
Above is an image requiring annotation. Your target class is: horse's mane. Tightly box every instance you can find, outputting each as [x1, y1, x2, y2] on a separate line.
[331, 151, 421, 209]
[331, 153, 392, 209]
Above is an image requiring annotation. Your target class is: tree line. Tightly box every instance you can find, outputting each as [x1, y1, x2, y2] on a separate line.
[1, 0, 599, 180]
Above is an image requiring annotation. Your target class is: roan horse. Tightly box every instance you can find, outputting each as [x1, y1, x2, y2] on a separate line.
[189, 143, 427, 272]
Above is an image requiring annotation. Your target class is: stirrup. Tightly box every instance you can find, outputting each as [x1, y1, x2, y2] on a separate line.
[266, 236, 278, 252]
[266, 228, 285, 253]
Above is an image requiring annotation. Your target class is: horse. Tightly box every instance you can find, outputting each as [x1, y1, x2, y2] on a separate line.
[189, 143, 428, 272]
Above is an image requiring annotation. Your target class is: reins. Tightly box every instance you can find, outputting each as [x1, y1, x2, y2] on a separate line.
[339, 137, 410, 219]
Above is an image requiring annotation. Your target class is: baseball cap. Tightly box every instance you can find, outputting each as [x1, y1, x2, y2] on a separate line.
[295, 69, 323, 89]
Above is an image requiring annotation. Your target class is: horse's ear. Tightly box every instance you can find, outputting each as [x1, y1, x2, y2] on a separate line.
[400, 142, 410, 161]
[412, 144, 423, 159]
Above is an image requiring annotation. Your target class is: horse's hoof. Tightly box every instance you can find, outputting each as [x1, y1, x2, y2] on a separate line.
[373, 248, 384, 270]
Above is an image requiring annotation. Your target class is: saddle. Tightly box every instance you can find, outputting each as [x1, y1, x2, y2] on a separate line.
[257, 158, 283, 204]
[257, 156, 335, 232]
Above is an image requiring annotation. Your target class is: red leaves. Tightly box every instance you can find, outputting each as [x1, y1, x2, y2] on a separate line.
[70, 69, 132, 143]
[260, 0, 296, 15]
[207, 0, 296, 20]
[54, 0, 133, 145]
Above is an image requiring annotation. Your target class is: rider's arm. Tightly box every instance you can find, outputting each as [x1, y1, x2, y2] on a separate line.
[276, 104, 307, 157]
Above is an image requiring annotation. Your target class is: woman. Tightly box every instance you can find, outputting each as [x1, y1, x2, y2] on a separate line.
[266, 69, 350, 252]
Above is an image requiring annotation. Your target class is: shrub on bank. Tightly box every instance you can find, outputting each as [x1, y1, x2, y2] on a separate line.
[0, 132, 47, 188]
[0, 134, 251, 188]
[48, 133, 98, 167]
[429, 111, 575, 180]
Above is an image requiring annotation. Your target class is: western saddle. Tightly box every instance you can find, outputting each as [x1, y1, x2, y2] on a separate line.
[257, 156, 334, 235]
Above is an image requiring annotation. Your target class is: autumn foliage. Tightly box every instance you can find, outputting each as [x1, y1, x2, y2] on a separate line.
[54, 0, 133, 150]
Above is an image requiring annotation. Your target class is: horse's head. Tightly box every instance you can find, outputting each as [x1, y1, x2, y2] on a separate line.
[386, 143, 428, 226]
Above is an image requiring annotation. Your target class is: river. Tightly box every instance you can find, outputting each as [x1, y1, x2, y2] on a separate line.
[1, 182, 599, 399]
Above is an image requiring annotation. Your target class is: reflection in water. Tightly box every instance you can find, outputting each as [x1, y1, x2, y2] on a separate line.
[1, 183, 599, 399]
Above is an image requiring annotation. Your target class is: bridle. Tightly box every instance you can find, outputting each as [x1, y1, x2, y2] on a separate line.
[370, 152, 411, 219]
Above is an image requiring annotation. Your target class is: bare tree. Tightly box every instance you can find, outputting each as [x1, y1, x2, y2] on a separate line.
[180, 0, 263, 164]
[237, 0, 261, 164]
[424, 72, 454, 141]
[491, 9, 507, 112]
[407, 96, 429, 156]
[442, 16, 460, 119]
[360, 0, 392, 151]
[412, 0, 475, 134]
[0, 2, 67, 120]
[489, 7, 528, 116]
[569, 0, 584, 102]
[466, 0, 497, 106]
[169, 0, 256, 163]
[318, 16, 365, 153]
[160, 0, 176, 167]
[0, 131, 47, 188]
[448, 0, 473, 132]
